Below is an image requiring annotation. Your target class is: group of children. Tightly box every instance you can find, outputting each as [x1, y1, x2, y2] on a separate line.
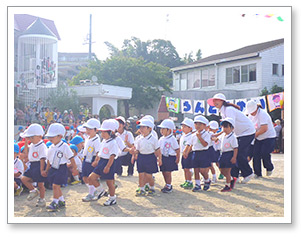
[14, 114, 241, 211]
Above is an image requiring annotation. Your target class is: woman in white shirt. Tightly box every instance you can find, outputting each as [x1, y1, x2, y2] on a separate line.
[207, 93, 255, 183]
[246, 100, 276, 177]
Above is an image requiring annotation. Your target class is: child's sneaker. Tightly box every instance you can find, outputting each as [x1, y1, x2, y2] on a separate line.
[35, 198, 46, 207]
[82, 193, 95, 202]
[147, 189, 156, 196]
[46, 201, 58, 212]
[93, 189, 107, 200]
[266, 170, 273, 176]
[103, 196, 117, 206]
[161, 185, 173, 193]
[218, 174, 224, 180]
[192, 184, 202, 192]
[58, 200, 66, 208]
[135, 189, 146, 197]
[14, 186, 23, 196]
[230, 177, 237, 189]
[221, 185, 232, 192]
[144, 184, 150, 191]
[180, 181, 187, 188]
[183, 182, 193, 189]
[203, 180, 211, 191]
[71, 180, 81, 185]
[27, 189, 39, 201]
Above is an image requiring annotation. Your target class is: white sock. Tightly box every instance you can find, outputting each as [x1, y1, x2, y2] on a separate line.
[89, 185, 95, 195]
[212, 174, 216, 178]
[226, 183, 230, 187]
[59, 196, 64, 202]
[140, 187, 145, 191]
[166, 184, 171, 188]
[205, 178, 210, 183]
[85, 183, 90, 189]
[195, 180, 200, 185]
[53, 198, 59, 204]
[95, 184, 104, 192]
[73, 175, 79, 181]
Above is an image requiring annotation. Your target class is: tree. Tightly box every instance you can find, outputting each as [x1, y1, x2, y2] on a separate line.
[196, 49, 202, 60]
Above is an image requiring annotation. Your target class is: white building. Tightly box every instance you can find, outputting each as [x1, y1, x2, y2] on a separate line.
[170, 38, 284, 101]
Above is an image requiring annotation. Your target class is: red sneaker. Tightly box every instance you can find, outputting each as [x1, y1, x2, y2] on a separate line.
[221, 185, 232, 192]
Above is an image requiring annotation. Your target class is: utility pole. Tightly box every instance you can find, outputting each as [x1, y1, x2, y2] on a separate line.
[89, 14, 92, 60]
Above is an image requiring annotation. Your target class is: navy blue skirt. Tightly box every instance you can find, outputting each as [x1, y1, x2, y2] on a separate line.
[47, 164, 68, 185]
[23, 161, 47, 183]
[192, 150, 211, 168]
[160, 155, 178, 172]
[137, 153, 159, 174]
[82, 156, 96, 178]
[208, 146, 220, 163]
[181, 152, 193, 169]
[218, 151, 236, 168]
[93, 158, 115, 180]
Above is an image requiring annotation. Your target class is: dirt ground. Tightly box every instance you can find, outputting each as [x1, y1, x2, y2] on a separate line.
[14, 153, 284, 218]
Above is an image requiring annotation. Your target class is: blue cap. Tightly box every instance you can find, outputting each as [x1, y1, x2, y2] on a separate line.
[62, 139, 67, 143]
[46, 141, 53, 148]
[14, 144, 20, 153]
[18, 126, 23, 131]
[70, 144, 78, 153]
[20, 146, 25, 153]
[70, 125, 74, 130]
[69, 135, 84, 145]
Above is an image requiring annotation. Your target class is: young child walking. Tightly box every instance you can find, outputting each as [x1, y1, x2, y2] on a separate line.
[20, 124, 48, 207]
[179, 118, 195, 189]
[83, 119, 119, 206]
[68, 144, 82, 185]
[131, 119, 162, 196]
[44, 123, 77, 211]
[213, 118, 238, 192]
[208, 120, 220, 183]
[158, 119, 180, 193]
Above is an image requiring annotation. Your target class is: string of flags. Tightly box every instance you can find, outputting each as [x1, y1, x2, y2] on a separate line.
[165, 92, 284, 116]
[241, 14, 284, 21]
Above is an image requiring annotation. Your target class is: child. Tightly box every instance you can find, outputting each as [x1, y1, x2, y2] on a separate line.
[83, 120, 119, 206]
[131, 119, 162, 196]
[213, 118, 238, 192]
[69, 135, 85, 161]
[14, 144, 24, 196]
[187, 115, 211, 191]
[179, 118, 195, 189]
[81, 118, 101, 189]
[158, 119, 180, 193]
[44, 123, 77, 211]
[20, 124, 47, 207]
[115, 116, 135, 176]
[208, 120, 220, 183]
[68, 144, 82, 185]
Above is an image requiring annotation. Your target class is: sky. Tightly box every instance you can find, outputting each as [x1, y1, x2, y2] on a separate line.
[10, 6, 291, 61]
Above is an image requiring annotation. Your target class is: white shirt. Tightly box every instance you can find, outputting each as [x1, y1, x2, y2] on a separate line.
[14, 157, 24, 178]
[115, 135, 127, 157]
[136, 133, 160, 155]
[47, 141, 74, 169]
[77, 148, 84, 161]
[219, 132, 239, 153]
[99, 138, 119, 159]
[73, 155, 82, 173]
[83, 135, 101, 163]
[248, 108, 276, 141]
[220, 105, 256, 137]
[179, 132, 193, 153]
[28, 140, 47, 162]
[158, 134, 180, 157]
[116, 130, 134, 157]
[191, 130, 211, 151]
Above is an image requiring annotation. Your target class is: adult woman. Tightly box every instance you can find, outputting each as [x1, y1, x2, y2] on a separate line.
[207, 93, 255, 183]
[245, 100, 276, 177]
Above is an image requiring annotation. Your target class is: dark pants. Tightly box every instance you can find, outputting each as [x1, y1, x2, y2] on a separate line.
[115, 153, 134, 176]
[252, 138, 275, 176]
[231, 133, 255, 178]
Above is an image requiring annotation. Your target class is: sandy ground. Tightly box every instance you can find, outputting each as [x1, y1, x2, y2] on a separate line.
[14, 153, 284, 218]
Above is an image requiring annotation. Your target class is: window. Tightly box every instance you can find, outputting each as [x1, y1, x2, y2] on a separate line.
[201, 69, 209, 87]
[226, 63, 256, 84]
[241, 65, 248, 82]
[180, 73, 187, 90]
[282, 64, 284, 76]
[187, 71, 194, 89]
[226, 68, 232, 84]
[272, 64, 278, 75]
[249, 64, 256, 81]
[209, 68, 215, 86]
[173, 78, 180, 91]
[233, 66, 240, 83]
[193, 70, 200, 88]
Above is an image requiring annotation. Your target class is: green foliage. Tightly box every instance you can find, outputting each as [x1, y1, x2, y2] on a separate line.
[260, 84, 284, 96]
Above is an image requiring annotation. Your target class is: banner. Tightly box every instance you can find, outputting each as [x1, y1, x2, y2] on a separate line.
[194, 100, 205, 115]
[207, 105, 219, 116]
[267, 92, 284, 111]
[235, 98, 247, 113]
[250, 96, 267, 112]
[166, 97, 180, 113]
[181, 99, 193, 114]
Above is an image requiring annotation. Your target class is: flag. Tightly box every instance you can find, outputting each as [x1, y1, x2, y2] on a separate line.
[267, 92, 284, 111]
[181, 99, 193, 114]
[235, 98, 248, 113]
[207, 105, 219, 116]
[166, 97, 180, 113]
[194, 100, 205, 115]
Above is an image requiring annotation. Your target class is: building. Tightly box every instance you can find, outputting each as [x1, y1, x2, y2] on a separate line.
[170, 38, 284, 102]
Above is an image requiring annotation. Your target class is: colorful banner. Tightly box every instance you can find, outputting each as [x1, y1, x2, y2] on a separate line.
[267, 92, 284, 111]
[181, 99, 193, 114]
[207, 105, 219, 116]
[235, 98, 247, 113]
[166, 97, 180, 113]
[194, 100, 205, 115]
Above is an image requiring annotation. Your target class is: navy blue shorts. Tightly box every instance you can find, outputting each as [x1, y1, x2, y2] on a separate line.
[160, 155, 178, 172]
[192, 150, 211, 168]
[14, 178, 22, 186]
[218, 151, 236, 168]
[47, 164, 68, 185]
[208, 146, 220, 163]
[93, 158, 115, 180]
[137, 153, 159, 174]
[82, 156, 96, 178]
[181, 152, 193, 169]
[23, 161, 47, 183]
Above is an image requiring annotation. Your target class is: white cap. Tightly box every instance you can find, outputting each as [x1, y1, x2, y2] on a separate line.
[83, 118, 100, 129]
[142, 115, 154, 123]
[194, 115, 209, 126]
[20, 123, 44, 138]
[77, 125, 86, 133]
[209, 120, 219, 130]
[181, 118, 195, 130]
[115, 116, 126, 124]
[110, 119, 119, 131]
[137, 119, 154, 129]
[207, 93, 227, 106]
[157, 119, 175, 130]
[245, 100, 258, 114]
[99, 119, 116, 131]
[45, 123, 66, 137]
[221, 117, 235, 128]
